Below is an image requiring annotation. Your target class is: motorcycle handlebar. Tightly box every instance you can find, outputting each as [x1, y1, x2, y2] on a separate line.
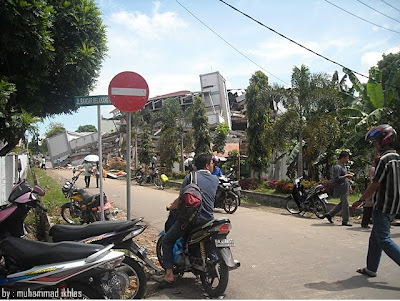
[37, 201, 48, 212]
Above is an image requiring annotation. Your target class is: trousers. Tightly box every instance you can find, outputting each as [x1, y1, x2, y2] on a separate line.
[328, 194, 349, 223]
[366, 210, 400, 273]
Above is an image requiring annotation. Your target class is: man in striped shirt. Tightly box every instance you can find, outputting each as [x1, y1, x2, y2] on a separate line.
[356, 124, 400, 277]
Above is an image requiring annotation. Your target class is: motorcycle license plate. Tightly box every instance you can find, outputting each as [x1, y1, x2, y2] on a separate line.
[318, 193, 328, 200]
[233, 187, 241, 191]
[215, 238, 235, 247]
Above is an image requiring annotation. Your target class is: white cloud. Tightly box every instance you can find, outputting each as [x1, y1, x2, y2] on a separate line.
[110, 3, 187, 40]
[360, 47, 400, 74]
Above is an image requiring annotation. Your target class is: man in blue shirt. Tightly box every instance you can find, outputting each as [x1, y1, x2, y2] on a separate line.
[211, 157, 223, 177]
[162, 153, 218, 283]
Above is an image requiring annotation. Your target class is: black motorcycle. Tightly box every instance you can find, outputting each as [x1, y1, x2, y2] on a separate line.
[156, 210, 240, 298]
[285, 177, 328, 218]
[215, 170, 241, 214]
[145, 167, 163, 189]
[60, 171, 116, 224]
[133, 166, 144, 185]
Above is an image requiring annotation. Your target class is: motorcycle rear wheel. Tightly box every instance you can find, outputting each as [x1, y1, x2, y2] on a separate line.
[312, 199, 327, 219]
[223, 194, 238, 214]
[66, 282, 105, 299]
[61, 203, 82, 225]
[285, 196, 301, 214]
[200, 246, 229, 298]
[114, 257, 147, 299]
[156, 235, 165, 269]
[154, 176, 163, 190]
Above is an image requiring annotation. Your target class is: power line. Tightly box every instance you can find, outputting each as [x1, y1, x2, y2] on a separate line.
[325, 0, 400, 34]
[175, 0, 289, 85]
[356, 0, 400, 24]
[380, 0, 400, 13]
[217, 0, 371, 80]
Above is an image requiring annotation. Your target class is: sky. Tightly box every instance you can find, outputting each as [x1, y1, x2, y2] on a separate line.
[37, 0, 400, 137]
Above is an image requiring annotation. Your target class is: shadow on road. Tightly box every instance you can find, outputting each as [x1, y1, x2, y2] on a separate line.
[305, 275, 400, 292]
[145, 276, 207, 299]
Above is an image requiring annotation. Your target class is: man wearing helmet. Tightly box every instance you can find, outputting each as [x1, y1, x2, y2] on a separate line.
[356, 124, 400, 277]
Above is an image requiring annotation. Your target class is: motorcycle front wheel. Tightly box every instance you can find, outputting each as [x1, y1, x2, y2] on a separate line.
[312, 199, 327, 219]
[61, 203, 82, 225]
[200, 246, 229, 298]
[285, 196, 301, 214]
[223, 194, 238, 214]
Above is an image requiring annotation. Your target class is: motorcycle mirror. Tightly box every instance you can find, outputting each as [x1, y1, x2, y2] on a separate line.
[33, 185, 45, 196]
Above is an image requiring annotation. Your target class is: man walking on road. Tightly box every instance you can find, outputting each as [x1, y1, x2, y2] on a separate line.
[324, 150, 354, 226]
[356, 124, 400, 277]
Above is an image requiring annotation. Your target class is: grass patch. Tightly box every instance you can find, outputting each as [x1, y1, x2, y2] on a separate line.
[31, 167, 66, 213]
[27, 167, 67, 225]
[327, 193, 360, 205]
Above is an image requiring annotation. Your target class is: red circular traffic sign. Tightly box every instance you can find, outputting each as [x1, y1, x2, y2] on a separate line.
[108, 71, 149, 112]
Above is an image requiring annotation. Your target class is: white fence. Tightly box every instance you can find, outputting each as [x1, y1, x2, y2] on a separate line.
[0, 154, 28, 206]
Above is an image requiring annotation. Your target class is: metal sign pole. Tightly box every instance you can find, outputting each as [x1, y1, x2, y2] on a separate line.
[98, 105, 104, 221]
[126, 112, 132, 221]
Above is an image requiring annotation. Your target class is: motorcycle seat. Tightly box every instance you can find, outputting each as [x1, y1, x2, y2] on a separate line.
[1, 237, 102, 267]
[76, 188, 100, 203]
[190, 217, 230, 234]
[49, 218, 143, 242]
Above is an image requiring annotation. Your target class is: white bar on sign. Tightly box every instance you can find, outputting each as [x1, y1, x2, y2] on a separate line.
[111, 87, 147, 96]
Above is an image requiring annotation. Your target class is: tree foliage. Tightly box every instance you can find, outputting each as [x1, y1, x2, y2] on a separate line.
[45, 122, 66, 139]
[0, 0, 107, 155]
[192, 96, 211, 155]
[138, 129, 152, 166]
[246, 71, 271, 180]
[76, 124, 97, 132]
[212, 122, 229, 154]
[158, 98, 183, 171]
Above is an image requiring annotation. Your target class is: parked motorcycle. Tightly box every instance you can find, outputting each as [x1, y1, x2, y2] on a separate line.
[0, 179, 156, 299]
[145, 167, 163, 189]
[49, 218, 165, 299]
[133, 166, 144, 185]
[61, 171, 116, 224]
[0, 238, 126, 299]
[285, 177, 328, 218]
[215, 169, 241, 214]
[0, 181, 127, 298]
[156, 210, 240, 298]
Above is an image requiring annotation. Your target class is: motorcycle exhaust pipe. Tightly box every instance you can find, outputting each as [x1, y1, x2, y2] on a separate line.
[231, 259, 241, 270]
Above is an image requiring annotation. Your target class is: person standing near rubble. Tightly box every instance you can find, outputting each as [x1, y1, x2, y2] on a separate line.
[83, 160, 92, 188]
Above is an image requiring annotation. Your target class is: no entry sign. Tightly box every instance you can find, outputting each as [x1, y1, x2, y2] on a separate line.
[108, 71, 149, 112]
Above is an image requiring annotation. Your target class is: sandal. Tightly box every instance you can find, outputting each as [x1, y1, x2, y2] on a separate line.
[356, 267, 377, 277]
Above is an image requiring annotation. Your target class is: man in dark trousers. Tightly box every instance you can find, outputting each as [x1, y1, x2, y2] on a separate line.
[356, 124, 400, 277]
[161, 153, 218, 283]
[324, 150, 354, 226]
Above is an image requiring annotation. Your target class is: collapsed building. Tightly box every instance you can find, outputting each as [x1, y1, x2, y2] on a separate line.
[46, 71, 287, 179]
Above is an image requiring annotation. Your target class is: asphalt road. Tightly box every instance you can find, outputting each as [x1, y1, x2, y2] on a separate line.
[52, 169, 400, 299]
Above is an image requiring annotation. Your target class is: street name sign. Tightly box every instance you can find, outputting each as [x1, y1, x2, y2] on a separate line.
[108, 71, 149, 113]
[75, 95, 111, 107]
